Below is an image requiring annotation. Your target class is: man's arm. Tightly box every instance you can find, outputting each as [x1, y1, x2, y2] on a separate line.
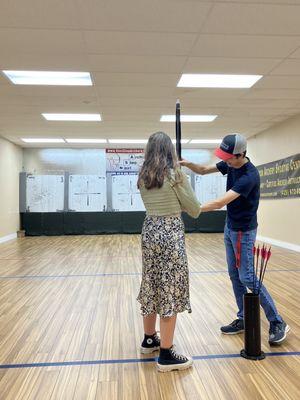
[179, 159, 218, 175]
[201, 190, 240, 212]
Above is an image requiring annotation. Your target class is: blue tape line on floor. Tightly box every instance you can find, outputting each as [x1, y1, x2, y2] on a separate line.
[0, 351, 299, 370]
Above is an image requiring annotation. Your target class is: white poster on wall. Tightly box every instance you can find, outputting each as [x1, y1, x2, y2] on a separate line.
[26, 174, 65, 212]
[111, 173, 145, 211]
[69, 175, 106, 212]
[181, 149, 213, 182]
[106, 149, 144, 172]
[195, 173, 227, 210]
[181, 149, 212, 165]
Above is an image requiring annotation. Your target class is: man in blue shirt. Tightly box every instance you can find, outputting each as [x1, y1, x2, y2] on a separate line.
[181, 134, 290, 345]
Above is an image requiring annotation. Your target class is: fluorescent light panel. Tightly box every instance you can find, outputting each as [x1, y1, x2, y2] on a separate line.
[172, 139, 190, 144]
[190, 139, 222, 144]
[161, 115, 217, 122]
[21, 138, 65, 143]
[21, 138, 220, 145]
[3, 71, 92, 86]
[42, 113, 101, 121]
[177, 74, 262, 88]
[66, 139, 107, 143]
[109, 139, 148, 144]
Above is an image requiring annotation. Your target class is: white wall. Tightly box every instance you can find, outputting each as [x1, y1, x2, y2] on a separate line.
[4, 125, 299, 248]
[0, 137, 23, 240]
[248, 114, 300, 250]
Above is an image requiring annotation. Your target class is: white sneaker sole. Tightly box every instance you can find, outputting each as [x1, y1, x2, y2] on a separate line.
[269, 325, 290, 345]
[140, 346, 160, 354]
[156, 358, 193, 373]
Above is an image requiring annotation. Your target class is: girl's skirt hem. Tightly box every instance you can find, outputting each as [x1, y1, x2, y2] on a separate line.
[137, 297, 192, 318]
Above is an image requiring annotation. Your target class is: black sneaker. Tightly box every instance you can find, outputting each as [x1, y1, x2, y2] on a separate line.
[269, 321, 290, 345]
[221, 319, 244, 335]
[140, 332, 160, 354]
[157, 345, 193, 372]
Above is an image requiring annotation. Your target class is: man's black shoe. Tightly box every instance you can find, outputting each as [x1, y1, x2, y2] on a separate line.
[221, 319, 244, 335]
[269, 321, 290, 345]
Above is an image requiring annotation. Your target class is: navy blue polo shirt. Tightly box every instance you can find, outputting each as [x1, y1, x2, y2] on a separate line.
[216, 158, 260, 232]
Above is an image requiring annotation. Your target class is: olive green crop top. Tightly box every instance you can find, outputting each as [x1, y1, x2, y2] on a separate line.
[139, 169, 201, 219]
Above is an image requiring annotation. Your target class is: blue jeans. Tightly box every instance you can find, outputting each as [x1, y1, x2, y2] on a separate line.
[224, 225, 282, 323]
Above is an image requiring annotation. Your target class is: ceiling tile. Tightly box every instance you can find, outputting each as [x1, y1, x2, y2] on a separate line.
[270, 58, 300, 75]
[230, 98, 300, 109]
[92, 73, 179, 87]
[178, 97, 237, 108]
[0, 0, 80, 29]
[0, 53, 90, 71]
[222, 108, 287, 117]
[191, 34, 300, 58]
[0, 95, 99, 107]
[1, 1, 300, 144]
[97, 97, 175, 108]
[97, 86, 176, 99]
[0, 29, 86, 54]
[88, 54, 186, 73]
[0, 74, 9, 85]
[219, 0, 300, 3]
[290, 47, 300, 58]
[203, 3, 300, 35]
[255, 76, 300, 89]
[184, 57, 282, 75]
[84, 31, 197, 56]
[0, 85, 97, 98]
[77, 0, 212, 32]
[243, 89, 300, 100]
[177, 88, 249, 99]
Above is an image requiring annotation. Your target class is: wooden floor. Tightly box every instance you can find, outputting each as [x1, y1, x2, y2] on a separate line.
[0, 233, 299, 400]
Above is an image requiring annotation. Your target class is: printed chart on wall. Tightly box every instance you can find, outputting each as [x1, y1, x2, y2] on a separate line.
[111, 172, 145, 211]
[26, 174, 64, 212]
[107, 149, 145, 211]
[69, 175, 107, 212]
[195, 173, 227, 210]
[106, 149, 144, 172]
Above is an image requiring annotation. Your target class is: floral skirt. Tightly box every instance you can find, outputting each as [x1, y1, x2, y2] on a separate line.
[137, 215, 192, 317]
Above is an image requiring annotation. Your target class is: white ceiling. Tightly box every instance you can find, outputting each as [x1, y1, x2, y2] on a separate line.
[1, 0, 300, 147]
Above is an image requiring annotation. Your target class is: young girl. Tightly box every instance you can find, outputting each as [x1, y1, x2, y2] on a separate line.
[137, 132, 201, 372]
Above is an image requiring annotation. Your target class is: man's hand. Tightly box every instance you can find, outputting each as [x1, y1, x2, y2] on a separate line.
[179, 159, 191, 168]
[201, 190, 240, 212]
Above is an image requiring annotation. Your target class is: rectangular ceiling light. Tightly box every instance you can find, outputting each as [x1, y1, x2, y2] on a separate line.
[190, 139, 222, 144]
[172, 139, 190, 144]
[177, 74, 262, 88]
[66, 138, 107, 143]
[3, 71, 93, 86]
[42, 113, 101, 121]
[109, 139, 148, 144]
[161, 115, 217, 122]
[21, 138, 65, 143]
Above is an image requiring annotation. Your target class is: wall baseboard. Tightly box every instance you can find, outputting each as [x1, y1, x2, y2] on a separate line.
[0, 233, 17, 244]
[257, 235, 300, 253]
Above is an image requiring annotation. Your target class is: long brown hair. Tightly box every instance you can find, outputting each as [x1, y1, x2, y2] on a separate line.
[138, 132, 179, 189]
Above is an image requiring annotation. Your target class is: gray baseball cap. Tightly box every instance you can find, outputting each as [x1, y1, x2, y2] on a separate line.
[215, 134, 247, 161]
